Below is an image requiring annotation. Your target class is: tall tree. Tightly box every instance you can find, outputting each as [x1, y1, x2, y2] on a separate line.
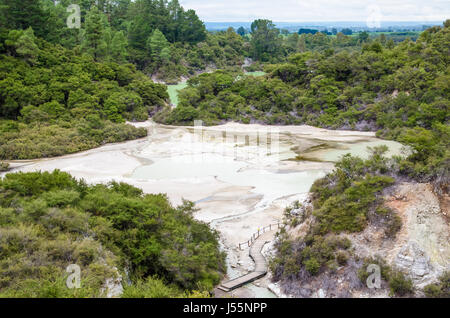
[250, 19, 281, 61]
[237, 26, 246, 37]
[14, 27, 40, 64]
[110, 30, 128, 63]
[178, 9, 206, 43]
[82, 6, 108, 61]
[147, 28, 170, 64]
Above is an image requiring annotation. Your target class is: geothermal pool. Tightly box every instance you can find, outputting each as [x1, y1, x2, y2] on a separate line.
[2, 121, 408, 298]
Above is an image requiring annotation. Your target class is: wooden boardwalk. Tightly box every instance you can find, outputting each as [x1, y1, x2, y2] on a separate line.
[218, 230, 275, 292]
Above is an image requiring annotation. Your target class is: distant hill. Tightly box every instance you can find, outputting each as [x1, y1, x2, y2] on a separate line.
[205, 21, 444, 33]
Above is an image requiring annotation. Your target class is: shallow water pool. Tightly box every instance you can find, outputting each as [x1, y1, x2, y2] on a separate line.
[167, 82, 188, 107]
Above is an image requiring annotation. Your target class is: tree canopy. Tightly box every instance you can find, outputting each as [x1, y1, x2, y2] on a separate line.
[0, 170, 225, 297]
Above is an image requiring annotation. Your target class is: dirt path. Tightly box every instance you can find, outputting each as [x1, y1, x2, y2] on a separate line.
[216, 230, 277, 297]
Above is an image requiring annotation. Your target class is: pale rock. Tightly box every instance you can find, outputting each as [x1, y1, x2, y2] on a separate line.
[101, 276, 123, 298]
[317, 289, 326, 298]
[395, 241, 433, 284]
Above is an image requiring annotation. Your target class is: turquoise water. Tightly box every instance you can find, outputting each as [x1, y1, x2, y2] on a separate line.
[245, 71, 266, 77]
[306, 139, 409, 162]
[131, 153, 327, 199]
[130, 138, 407, 198]
[167, 82, 188, 107]
[167, 72, 266, 106]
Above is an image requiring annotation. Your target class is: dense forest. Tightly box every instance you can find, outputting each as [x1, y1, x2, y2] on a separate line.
[0, 0, 248, 160]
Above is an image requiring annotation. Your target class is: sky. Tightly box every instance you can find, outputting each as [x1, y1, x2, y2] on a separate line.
[178, 0, 450, 22]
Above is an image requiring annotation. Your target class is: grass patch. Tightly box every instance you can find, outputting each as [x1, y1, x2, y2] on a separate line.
[424, 272, 450, 298]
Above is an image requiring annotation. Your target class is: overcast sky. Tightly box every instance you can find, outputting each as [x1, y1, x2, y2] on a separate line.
[179, 0, 449, 22]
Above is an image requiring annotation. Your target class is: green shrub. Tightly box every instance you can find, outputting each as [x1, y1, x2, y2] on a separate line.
[0, 275, 96, 298]
[357, 261, 418, 298]
[424, 272, 450, 298]
[156, 23, 449, 186]
[357, 256, 392, 284]
[424, 284, 443, 298]
[336, 251, 349, 266]
[389, 271, 414, 297]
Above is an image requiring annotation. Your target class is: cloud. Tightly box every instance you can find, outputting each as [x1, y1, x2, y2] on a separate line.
[179, 0, 450, 22]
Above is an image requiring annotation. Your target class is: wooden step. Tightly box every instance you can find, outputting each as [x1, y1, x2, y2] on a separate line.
[218, 230, 276, 292]
[219, 271, 267, 291]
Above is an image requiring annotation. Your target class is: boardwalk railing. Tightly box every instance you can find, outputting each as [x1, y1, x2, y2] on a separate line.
[238, 222, 283, 250]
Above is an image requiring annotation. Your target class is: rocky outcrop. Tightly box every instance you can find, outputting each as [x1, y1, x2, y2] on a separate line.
[274, 182, 449, 297]
[100, 268, 124, 298]
[386, 183, 449, 287]
[395, 241, 434, 287]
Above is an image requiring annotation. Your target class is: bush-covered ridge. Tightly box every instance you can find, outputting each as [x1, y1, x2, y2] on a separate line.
[1, 2, 419, 84]
[270, 147, 409, 294]
[0, 170, 225, 297]
[0, 0, 247, 84]
[0, 27, 169, 160]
